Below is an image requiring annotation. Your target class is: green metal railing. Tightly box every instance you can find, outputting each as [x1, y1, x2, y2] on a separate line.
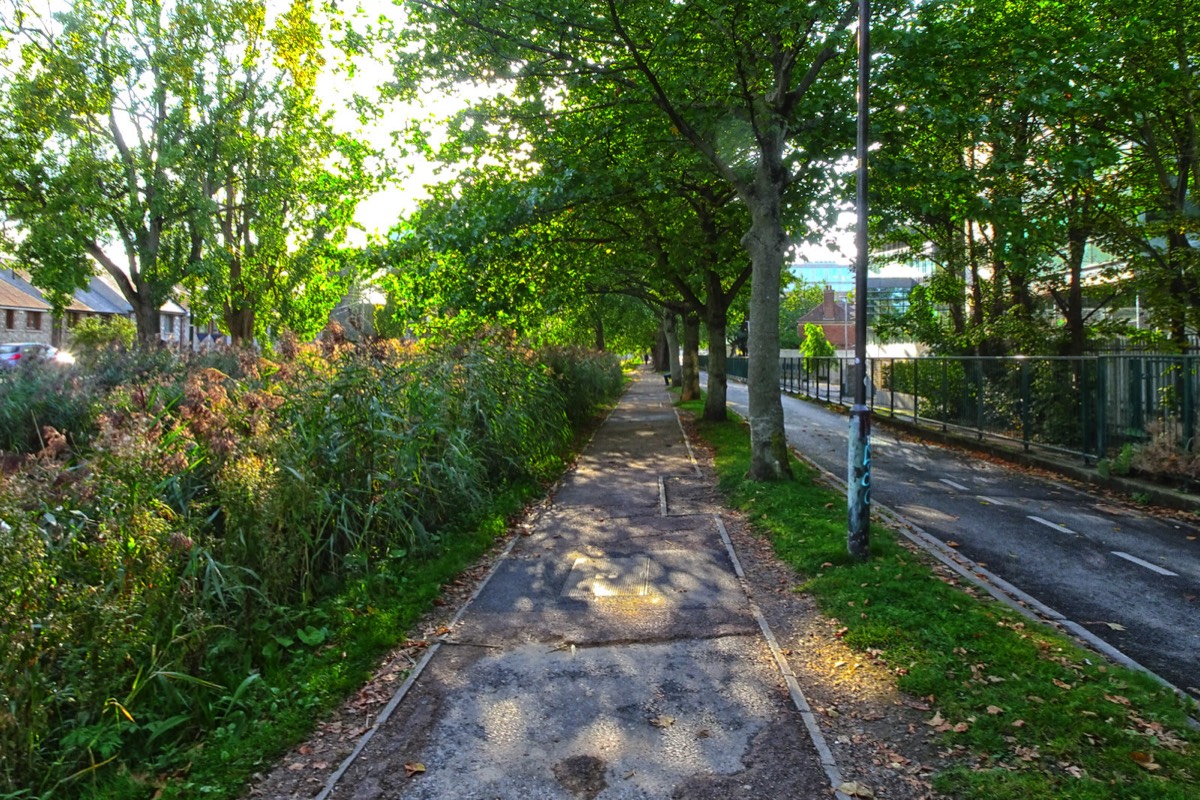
[699, 353, 1200, 461]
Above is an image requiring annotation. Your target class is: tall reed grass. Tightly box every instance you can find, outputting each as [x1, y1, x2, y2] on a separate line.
[0, 333, 622, 798]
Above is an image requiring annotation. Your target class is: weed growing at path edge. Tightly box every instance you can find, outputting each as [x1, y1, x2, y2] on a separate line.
[680, 398, 1200, 800]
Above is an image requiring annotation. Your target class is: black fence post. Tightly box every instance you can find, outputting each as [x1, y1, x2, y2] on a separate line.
[1185, 355, 1196, 452]
[1020, 359, 1030, 451]
[1096, 357, 1107, 459]
[941, 358, 948, 431]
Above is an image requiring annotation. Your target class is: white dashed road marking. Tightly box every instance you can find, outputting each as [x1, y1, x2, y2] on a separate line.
[940, 478, 970, 491]
[977, 495, 1007, 506]
[1028, 515, 1074, 534]
[1111, 551, 1179, 577]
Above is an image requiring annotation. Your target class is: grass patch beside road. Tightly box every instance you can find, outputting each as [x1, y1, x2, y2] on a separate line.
[680, 399, 1200, 800]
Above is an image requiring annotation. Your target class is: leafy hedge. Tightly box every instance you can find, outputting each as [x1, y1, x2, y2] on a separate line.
[0, 334, 622, 798]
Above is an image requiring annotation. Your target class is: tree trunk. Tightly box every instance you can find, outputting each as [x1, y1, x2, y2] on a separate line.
[653, 322, 670, 371]
[680, 310, 701, 401]
[742, 161, 792, 480]
[663, 311, 682, 387]
[225, 305, 255, 348]
[704, 312, 729, 422]
[594, 314, 606, 351]
[131, 296, 161, 345]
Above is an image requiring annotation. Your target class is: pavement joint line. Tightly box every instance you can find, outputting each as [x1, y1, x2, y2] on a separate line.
[784, 443, 1200, 711]
[1111, 550, 1179, 577]
[313, 382, 631, 800]
[939, 478, 970, 491]
[658, 475, 668, 517]
[1028, 515, 1075, 534]
[713, 514, 851, 799]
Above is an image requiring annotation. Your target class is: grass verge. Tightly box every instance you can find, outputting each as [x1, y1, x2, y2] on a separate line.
[679, 398, 1200, 800]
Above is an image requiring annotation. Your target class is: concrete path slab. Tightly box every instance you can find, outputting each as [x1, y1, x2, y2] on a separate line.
[318, 371, 840, 800]
[331, 639, 827, 800]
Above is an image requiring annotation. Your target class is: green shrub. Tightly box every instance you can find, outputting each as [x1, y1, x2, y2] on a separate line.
[0, 364, 99, 452]
[538, 345, 623, 425]
[67, 316, 136, 360]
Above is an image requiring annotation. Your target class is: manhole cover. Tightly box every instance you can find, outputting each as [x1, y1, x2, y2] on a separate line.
[561, 556, 661, 598]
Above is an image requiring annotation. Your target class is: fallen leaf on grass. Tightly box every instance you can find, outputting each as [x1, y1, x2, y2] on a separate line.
[1104, 694, 1132, 707]
[1131, 752, 1161, 771]
[404, 762, 426, 778]
[1052, 678, 1073, 690]
[1012, 720, 1026, 728]
[986, 706, 1004, 715]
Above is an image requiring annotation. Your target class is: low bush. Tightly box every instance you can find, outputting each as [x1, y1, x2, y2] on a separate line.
[0, 364, 99, 452]
[0, 333, 622, 799]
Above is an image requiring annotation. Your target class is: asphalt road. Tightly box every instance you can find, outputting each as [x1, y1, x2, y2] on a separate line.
[715, 378, 1200, 698]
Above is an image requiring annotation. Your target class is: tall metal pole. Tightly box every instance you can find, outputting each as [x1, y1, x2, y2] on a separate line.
[847, 0, 872, 560]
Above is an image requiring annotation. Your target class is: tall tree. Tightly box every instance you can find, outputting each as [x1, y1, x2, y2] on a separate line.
[186, 0, 376, 344]
[397, 0, 861, 479]
[0, 0, 217, 342]
[1098, 0, 1200, 350]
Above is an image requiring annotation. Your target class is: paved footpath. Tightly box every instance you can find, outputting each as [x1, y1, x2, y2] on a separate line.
[321, 371, 842, 799]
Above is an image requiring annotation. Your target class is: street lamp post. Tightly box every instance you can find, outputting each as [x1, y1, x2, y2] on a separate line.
[847, 0, 872, 561]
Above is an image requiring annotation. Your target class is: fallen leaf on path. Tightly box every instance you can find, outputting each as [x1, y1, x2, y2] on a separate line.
[404, 762, 426, 778]
[650, 715, 675, 728]
[837, 781, 876, 798]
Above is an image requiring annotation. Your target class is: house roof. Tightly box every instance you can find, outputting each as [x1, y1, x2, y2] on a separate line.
[75, 275, 134, 315]
[0, 277, 50, 311]
[3, 269, 92, 312]
[0, 271, 51, 311]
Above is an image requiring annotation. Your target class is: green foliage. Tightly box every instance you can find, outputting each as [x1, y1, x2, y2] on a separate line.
[778, 281, 826, 349]
[68, 316, 137, 358]
[799, 323, 835, 372]
[1097, 444, 1134, 479]
[538, 346, 624, 426]
[0, 334, 622, 798]
[0, 364, 98, 452]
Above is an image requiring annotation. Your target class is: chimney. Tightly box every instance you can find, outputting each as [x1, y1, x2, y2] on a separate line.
[822, 286, 836, 319]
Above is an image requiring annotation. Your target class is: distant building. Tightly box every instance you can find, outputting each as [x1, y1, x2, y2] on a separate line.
[796, 287, 855, 350]
[0, 275, 52, 345]
[1, 265, 211, 350]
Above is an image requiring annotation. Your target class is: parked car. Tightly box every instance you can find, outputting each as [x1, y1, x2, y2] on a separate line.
[0, 342, 59, 369]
